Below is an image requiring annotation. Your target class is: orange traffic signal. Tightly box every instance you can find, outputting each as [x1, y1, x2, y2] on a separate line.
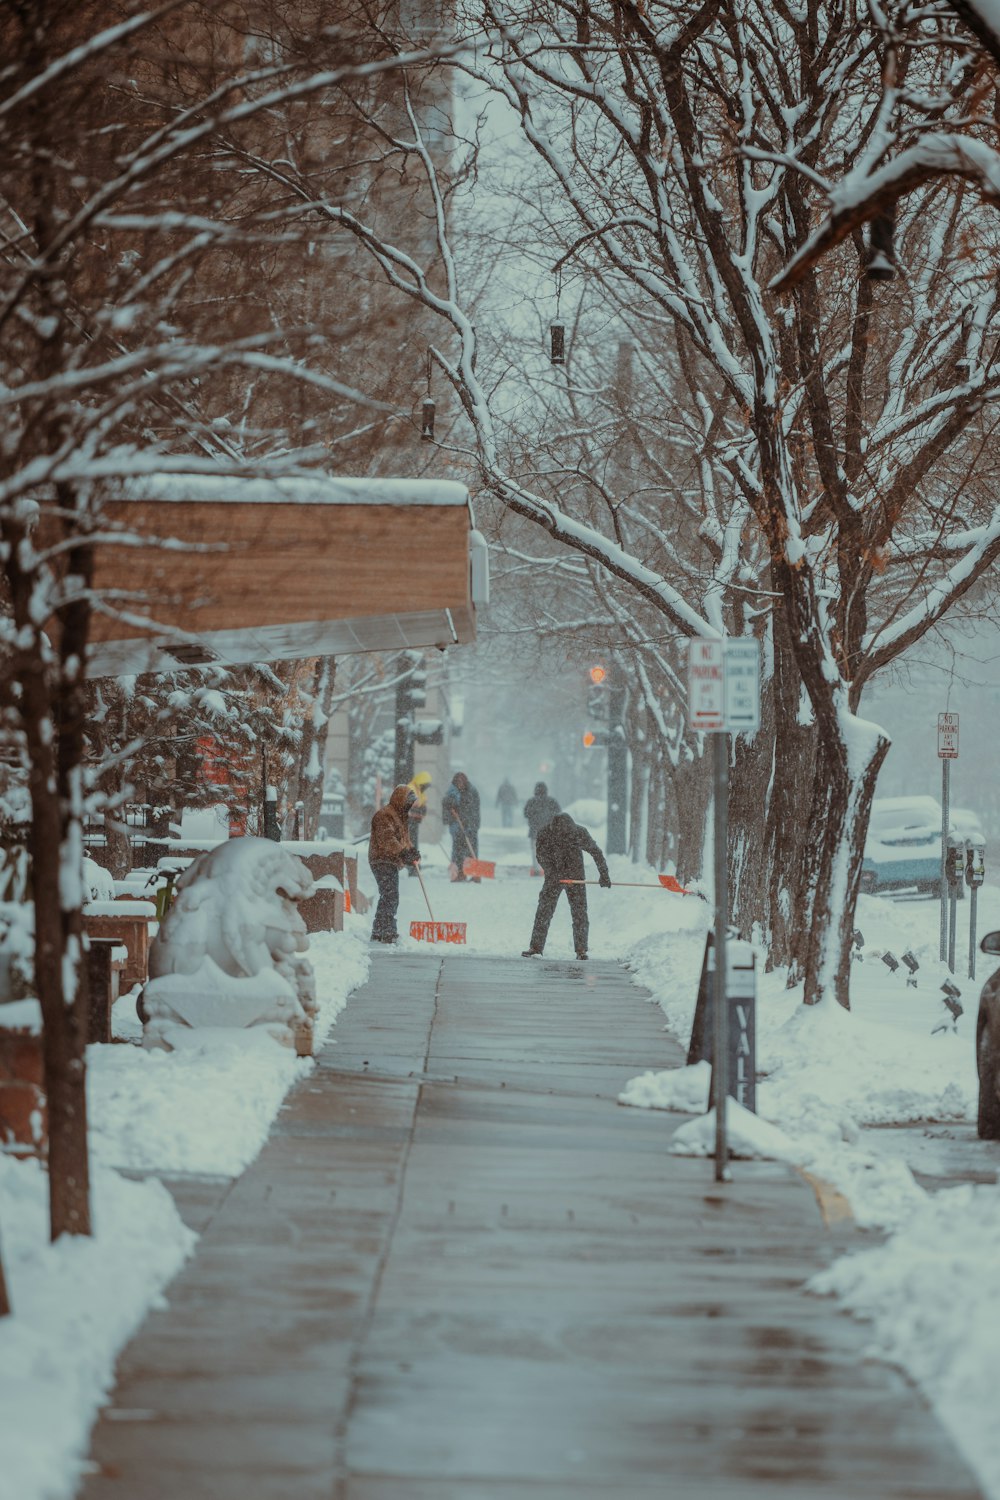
[583, 730, 596, 747]
[589, 665, 607, 684]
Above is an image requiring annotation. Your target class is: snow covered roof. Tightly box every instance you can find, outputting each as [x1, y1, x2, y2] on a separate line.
[122, 473, 471, 509]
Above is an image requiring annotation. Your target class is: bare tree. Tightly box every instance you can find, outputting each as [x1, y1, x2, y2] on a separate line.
[0, 0, 452, 1238]
[318, 0, 1000, 1008]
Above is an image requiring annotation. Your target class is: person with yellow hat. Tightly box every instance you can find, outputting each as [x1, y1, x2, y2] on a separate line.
[406, 771, 432, 875]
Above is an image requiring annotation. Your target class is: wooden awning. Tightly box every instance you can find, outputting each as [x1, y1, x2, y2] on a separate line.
[79, 474, 480, 678]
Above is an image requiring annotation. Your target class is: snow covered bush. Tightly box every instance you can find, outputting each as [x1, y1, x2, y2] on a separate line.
[142, 838, 317, 1055]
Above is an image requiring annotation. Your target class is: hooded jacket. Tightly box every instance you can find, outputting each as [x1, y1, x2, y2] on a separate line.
[369, 785, 416, 867]
[523, 783, 561, 837]
[442, 772, 481, 832]
[407, 772, 432, 825]
[535, 812, 610, 884]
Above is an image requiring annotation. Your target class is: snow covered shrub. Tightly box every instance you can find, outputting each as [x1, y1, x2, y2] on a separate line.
[142, 838, 317, 1055]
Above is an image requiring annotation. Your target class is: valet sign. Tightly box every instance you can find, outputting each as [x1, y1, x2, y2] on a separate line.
[687, 639, 760, 734]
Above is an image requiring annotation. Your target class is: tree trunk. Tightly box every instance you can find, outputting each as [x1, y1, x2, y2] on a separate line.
[671, 749, 712, 884]
[728, 684, 774, 943]
[294, 658, 336, 838]
[21, 636, 92, 1240]
[800, 714, 889, 1008]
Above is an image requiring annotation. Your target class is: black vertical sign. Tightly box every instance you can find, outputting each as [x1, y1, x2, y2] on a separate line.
[686, 933, 756, 1112]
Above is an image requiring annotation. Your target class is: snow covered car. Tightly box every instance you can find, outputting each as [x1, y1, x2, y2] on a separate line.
[860, 795, 945, 896]
[976, 932, 1000, 1138]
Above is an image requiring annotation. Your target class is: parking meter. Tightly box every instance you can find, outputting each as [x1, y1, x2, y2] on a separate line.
[946, 835, 966, 891]
[966, 840, 986, 981]
[965, 842, 985, 890]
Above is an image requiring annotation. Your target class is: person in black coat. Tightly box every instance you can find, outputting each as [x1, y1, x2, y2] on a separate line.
[523, 781, 561, 874]
[522, 812, 610, 960]
[442, 771, 481, 881]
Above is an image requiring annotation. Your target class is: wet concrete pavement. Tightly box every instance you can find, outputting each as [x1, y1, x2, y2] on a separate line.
[80, 954, 983, 1499]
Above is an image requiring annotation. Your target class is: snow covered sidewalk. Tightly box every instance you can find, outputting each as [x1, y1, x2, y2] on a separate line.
[75, 951, 980, 1500]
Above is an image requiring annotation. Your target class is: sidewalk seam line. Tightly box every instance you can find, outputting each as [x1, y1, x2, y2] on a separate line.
[333, 954, 445, 1499]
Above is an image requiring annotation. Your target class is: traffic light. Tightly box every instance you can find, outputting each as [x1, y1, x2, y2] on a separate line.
[394, 652, 429, 784]
[581, 663, 629, 856]
[398, 656, 427, 716]
[586, 663, 609, 720]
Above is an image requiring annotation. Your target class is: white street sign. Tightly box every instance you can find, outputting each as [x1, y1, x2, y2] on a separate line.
[938, 711, 959, 759]
[688, 640, 725, 731]
[723, 640, 760, 733]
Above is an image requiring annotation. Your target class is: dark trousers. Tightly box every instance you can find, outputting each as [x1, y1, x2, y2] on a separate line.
[450, 824, 478, 876]
[370, 860, 400, 939]
[529, 876, 588, 953]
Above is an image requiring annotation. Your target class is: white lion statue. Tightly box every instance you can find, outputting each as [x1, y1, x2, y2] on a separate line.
[142, 837, 317, 1055]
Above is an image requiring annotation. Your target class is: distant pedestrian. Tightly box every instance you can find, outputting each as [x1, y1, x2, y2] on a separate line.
[523, 781, 561, 874]
[495, 776, 518, 828]
[406, 771, 432, 876]
[522, 812, 610, 961]
[368, 784, 419, 943]
[442, 771, 481, 881]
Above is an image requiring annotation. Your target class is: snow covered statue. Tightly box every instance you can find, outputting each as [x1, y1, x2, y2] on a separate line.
[142, 837, 318, 1055]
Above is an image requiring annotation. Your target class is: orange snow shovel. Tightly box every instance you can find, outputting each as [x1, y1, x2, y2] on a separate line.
[410, 862, 467, 945]
[452, 810, 495, 880]
[563, 875, 702, 897]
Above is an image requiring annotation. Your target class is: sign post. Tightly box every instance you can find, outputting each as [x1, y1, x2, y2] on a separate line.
[686, 639, 760, 1184]
[938, 713, 959, 963]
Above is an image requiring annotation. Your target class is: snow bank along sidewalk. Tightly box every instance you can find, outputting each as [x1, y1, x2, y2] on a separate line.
[0, 921, 371, 1500]
[617, 873, 1000, 1500]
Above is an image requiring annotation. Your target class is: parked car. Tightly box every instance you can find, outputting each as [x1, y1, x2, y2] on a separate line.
[860, 795, 986, 897]
[860, 795, 946, 896]
[975, 932, 1000, 1138]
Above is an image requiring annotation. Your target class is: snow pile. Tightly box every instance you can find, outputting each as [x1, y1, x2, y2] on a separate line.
[91, 925, 369, 1176]
[811, 1185, 1000, 1497]
[143, 837, 317, 1053]
[608, 875, 1000, 1496]
[0, 1155, 194, 1500]
[0, 919, 370, 1500]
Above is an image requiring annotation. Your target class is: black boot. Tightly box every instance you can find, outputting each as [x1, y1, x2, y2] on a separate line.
[522, 948, 542, 958]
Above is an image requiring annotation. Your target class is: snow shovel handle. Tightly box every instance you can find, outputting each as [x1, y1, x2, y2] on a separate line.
[561, 879, 672, 890]
[414, 862, 436, 922]
[451, 808, 478, 860]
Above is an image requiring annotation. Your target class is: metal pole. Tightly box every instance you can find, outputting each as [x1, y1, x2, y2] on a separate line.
[948, 879, 957, 974]
[606, 686, 629, 855]
[713, 732, 730, 1182]
[939, 759, 950, 962]
[970, 885, 978, 982]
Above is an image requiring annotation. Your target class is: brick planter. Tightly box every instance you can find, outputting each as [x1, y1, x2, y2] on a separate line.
[0, 1028, 47, 1157]
[83, 900, 156, 989]
[297, 886, 344, 934]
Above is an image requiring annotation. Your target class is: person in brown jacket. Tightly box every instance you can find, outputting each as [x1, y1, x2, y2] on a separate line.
[368, 784, 419, 943]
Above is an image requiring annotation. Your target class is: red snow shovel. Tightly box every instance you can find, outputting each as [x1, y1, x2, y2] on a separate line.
[452, 810, 495, 880]
[410, 862, 467, 945]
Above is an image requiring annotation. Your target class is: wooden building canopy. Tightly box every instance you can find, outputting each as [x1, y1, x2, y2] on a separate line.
[80, 473, 481, 679]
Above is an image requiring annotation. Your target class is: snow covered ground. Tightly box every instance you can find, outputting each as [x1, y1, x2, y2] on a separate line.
[4, 830, 999, 1499]
[1, 924, 371, 1500]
